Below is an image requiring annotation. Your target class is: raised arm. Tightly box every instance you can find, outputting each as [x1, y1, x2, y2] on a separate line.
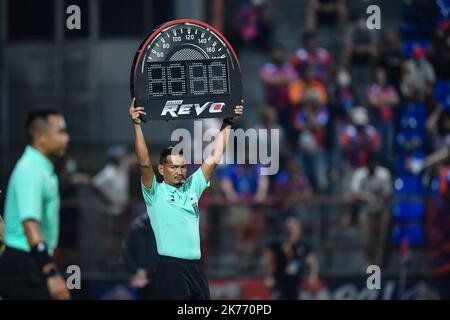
[201, 103, 244, 182]
[129, 98, 154, 188]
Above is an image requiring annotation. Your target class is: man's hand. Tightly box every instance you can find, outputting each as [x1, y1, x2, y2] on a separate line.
[130, 268, 149, 288]
[233, 104, 244, 118]
[47, 274, 71, 300]
[129, 98, 147, 125]
[224, 103, 244, 124]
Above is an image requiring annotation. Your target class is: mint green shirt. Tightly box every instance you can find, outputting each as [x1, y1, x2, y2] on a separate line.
[3, 146, 60, 255]
[142, 168, 210, 260]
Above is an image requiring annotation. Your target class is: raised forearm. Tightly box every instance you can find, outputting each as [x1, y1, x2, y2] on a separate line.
[134, 124, 152, 168]
[129, 99, 154, 187]
[213, 121, 232, 163]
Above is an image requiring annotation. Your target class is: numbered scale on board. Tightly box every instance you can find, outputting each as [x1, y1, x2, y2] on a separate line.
[130, 19, 243, 121]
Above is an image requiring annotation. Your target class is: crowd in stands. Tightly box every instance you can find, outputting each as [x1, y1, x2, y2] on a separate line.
[216, 0, 450, 296]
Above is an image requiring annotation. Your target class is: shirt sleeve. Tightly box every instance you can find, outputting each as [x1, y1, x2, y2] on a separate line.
[185, 167, 210, 199]
[350, 169, 364, 194]
[141, 174, 159, 205]
[15, 165, 44, 222]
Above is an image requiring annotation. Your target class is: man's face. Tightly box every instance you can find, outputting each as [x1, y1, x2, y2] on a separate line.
[376, 69, 386, 85]
[42, 115, 70, 157]
[285, 218, 302, 239]
[305, 38, 316, 51]
[270, 48, 284, 65]
[159, 154, 188, 187]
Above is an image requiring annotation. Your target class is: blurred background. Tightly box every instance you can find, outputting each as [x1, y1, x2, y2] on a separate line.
[1, 0, 450, 299]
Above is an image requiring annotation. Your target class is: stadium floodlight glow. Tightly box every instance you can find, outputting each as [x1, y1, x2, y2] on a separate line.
[130, 19, 243, 121]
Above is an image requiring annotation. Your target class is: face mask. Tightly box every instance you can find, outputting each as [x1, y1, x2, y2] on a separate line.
[337, 71, 351, 87]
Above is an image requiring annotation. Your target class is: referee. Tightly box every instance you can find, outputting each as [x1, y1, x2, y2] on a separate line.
[0, 110, 70, 300]
[129, 98, 243, 300]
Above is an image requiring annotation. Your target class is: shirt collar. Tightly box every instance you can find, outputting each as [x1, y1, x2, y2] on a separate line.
[25, 145, 55, 172]
[162, 181, 183, 193]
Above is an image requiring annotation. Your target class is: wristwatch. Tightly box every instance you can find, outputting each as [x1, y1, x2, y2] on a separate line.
[43, 266, 59, 278]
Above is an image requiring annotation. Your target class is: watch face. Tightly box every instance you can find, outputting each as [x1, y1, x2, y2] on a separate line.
[130, 19, 243, 121]
[37, 242, 46, 252]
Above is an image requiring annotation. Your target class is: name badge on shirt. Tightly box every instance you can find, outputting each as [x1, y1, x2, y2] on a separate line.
[190, 196, 199, 217]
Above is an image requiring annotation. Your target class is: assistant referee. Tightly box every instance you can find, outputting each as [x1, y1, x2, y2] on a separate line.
[129, 98, 243, 300]
[0, 110, 70, 300]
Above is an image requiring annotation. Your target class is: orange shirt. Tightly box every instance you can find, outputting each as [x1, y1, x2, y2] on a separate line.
[288, 79, 328, 106]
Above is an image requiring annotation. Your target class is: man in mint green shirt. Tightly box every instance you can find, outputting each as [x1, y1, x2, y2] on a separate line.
[0, 110, 70, 300]
[129, 98, 244, 300]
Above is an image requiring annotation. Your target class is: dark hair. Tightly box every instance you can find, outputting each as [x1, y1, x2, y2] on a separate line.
[302, 31, 316, 43]
[25, 109, 61, 143]
[366, 152, 380, 166]
[159, 146, 183, 165]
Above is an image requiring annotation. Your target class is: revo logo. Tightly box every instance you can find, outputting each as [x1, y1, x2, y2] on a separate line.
[161, 100, 225, 117]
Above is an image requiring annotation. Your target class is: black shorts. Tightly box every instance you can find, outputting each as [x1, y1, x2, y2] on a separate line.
[0, 246, 50, 300]
[153, 255, 211, 300]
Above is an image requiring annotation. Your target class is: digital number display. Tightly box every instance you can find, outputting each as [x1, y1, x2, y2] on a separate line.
[146, 59, 229, 98]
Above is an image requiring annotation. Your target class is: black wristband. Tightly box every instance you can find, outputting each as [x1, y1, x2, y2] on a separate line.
[30, 242, 53, 270]
[43, 266, 59, 279]
[223, 117, 235, 127]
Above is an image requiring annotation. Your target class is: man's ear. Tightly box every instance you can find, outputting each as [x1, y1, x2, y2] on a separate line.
[158, 164, 164, 177]
[34, 131, 47, 148]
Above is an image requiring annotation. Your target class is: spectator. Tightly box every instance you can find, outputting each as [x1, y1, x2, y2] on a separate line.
[333, 66, 360, 117]
[274, 160, 312, 221]
[305, 0, 348, 32]
[293, 88, 330, 193]
[426, 67, 450, 299]
[235, 0, 273, 50]
[428, 157, 450, 300]
[57, 156, 90, 265]
[263, 217, 320, 300]
[260, 45, 297, 134]
[121, 210, 159, 300]
[290, 31, 332, 84]
[367, 67, 400, 168]
[349, 154, 392, 265]
[330, 67, 360, 175]
[91, 145, 133, 216]
[91, 145, 135, 271]
[221, 161, 269, 271]
[341, 11, 379, 103]
[401, 45, 436, 103]
[288, 65, 328, 108]
[377, 29, 404, 91]
[340, 107, 381, 169]
[342, 10, 379, 64]
[430, 20, 450, 110]
[255, 106, 288, 164]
